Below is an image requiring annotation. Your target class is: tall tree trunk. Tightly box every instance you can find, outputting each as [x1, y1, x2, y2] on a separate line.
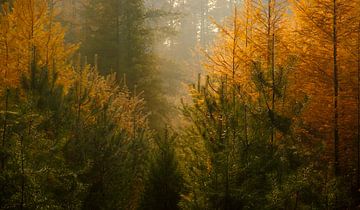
[1, 89, 9, 171]
[357, 21, 360, 189]
[1, 35, 9, 171]
[75, 54, 82, 141]
[20, 135, 24, 210]
[267, 0, 275, 144]
[200, 0, 208, 47]
[116, 1, 120, 73]
[332, 0, 340, 176]
[168, 0, 175, 52]
[244, 0, 252, 162]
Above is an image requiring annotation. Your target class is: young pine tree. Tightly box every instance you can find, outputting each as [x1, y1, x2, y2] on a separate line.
[141, 127, 184, 210]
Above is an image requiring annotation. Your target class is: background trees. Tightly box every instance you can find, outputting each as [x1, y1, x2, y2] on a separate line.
[79, 0, 167, 128]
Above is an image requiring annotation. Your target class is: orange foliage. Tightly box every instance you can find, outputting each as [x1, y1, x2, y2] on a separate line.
[0, 0, 77, 92]
[291, 0, 360, 173]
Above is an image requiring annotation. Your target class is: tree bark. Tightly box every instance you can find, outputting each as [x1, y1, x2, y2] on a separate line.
[332, 0, 340, 176]
[357, 21, 360, 189]
[1, 89, 9, 171]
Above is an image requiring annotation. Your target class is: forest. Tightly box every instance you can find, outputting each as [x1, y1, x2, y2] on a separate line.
[0, 0, 359, 209]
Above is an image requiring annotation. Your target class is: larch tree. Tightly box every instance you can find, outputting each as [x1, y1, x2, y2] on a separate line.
[292, 0, 359, 177]
[292, 0, 360, 206]
[250, 0, 293, 144]
[181, 3, 315, 209]
[0, 0, 77, 89]
[0, 0, 76, 185]
[0, 1, 154, 208]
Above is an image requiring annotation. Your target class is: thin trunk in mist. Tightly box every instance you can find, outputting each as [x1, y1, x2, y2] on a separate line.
[168, 0, 175, 51]
[116, 1, 120, 73]
[200, 0, 208, 47]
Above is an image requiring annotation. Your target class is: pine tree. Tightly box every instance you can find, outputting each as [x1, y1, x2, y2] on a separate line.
[0, 1, 155, 209]
[180, 5, 336, 209]
[63, 62, 153, 209]
[0, 55, 85, 209]
[141, 126, 184, 210]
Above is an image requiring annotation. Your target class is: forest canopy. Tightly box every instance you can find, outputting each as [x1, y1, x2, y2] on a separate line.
[0, 0, 359, 209]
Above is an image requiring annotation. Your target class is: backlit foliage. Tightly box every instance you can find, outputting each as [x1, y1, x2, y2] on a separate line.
[1, 0, 359, 209]
[292, 0, 359, 179]
[181, 0, 360, 208]
[0, 0, 153, 209]
[0, 0, 77, 91]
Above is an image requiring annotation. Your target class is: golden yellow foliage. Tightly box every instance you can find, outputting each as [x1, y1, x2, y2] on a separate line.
[291, 0, 359, 173]
[0, 0, 77, 92]
[70, 64, 149, 136]
[203, 1, 293, 106]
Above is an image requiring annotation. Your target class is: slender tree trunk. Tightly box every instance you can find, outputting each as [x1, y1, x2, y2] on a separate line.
[267, 0, 272, 68]
[169, 0, 175, 52]
[244, 0, 252, 162]
[2, 17, 10, 171]
[232, 7, 237, 81]
[1, 89, 9, 171]
[45, 0, 54, 67]
[357, 21, 360, 189]
[1, 89, 9, 201]
[73, 0, 77, 37]
[76, 54, 82, 141]
[20, 120, 31, 209]
[294, 191, 299, 210]
[227, 9, 239, 209]
[332, 0, 340, 176]
[221, 79, 230, 210]
[200, 0, 208, 47]
[20, 135, 24, 210]
[201, 0, 204, 46]
[267, 0, 275, 144]
[116, 0, 120, 73]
